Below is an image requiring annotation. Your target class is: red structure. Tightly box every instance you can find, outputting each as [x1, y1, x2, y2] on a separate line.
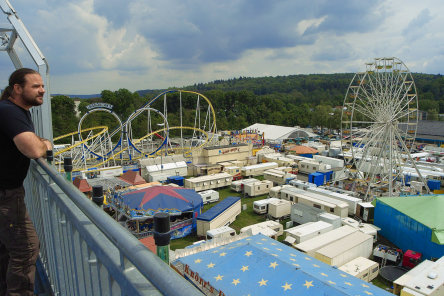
[402, 250, 422, 269]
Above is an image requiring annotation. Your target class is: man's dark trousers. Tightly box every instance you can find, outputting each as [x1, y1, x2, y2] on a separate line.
[0, 187, 39, 296]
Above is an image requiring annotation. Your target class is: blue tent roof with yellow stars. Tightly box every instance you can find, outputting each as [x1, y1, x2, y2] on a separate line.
[174, 234, 393, 296]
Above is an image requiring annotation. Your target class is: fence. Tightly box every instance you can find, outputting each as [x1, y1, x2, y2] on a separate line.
[24, 158, 203, 296]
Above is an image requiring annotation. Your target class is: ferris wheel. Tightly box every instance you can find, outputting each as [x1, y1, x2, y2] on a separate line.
[341, 57, 428, 199]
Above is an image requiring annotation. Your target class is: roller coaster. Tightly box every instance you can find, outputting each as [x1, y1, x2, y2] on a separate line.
[53, 90, 217, 172]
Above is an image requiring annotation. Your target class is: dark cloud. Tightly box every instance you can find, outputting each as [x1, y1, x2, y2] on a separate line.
[93, 0, 131, 28]
[128, 0, 384, 66]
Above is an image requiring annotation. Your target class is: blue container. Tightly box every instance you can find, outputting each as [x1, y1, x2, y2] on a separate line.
[167, 176, 185, 186]
[427, 179, 441, 191]
[308, 172, 324, 186]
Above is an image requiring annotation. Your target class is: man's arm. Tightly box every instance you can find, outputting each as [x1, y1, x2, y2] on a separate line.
[13, 131, 52, 159]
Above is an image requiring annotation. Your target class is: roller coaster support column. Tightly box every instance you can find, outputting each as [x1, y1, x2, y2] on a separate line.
[154, 212, 170, 264]
[64, 157, 72, 182]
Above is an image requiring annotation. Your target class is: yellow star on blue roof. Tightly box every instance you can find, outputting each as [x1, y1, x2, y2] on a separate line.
[245, 251, 253, 257]
[219, 252, 227, 257]
[258, 279, 268, 286]
[207, 262, 215, 268]
[194, 259, 202, 263]
[362, 284, 370, 288]
[312, 264, 320, 268]
[320, 272, 328, 277]
[303, 280, 314, 289]
[232, 278, 240, 286]
[345, 282, 353, 286]
[340, 273, 348, 278]
[240, 265, 249, 272]
[281, 282, 292, 291]
[364, 291, 373, 295]
[328, 280, 336, 285]
[269, 261, 279, 269]
[214, 275, 224, 281]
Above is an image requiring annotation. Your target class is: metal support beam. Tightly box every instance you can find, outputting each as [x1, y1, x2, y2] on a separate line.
[1, 0, 53, 140]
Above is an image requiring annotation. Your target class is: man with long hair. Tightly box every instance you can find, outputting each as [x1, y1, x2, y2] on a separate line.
[0, 68, 52, 295]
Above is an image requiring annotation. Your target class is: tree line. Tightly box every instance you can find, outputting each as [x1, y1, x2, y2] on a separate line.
[51, 73, 444, 138]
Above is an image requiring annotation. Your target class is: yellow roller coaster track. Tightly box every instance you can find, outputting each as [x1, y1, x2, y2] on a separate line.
[53, 126, 109, 156]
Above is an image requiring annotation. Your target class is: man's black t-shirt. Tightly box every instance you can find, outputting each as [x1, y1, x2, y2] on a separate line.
[0, 99, 35, 189]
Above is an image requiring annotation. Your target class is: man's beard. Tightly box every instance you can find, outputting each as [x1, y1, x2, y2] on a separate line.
[23, 93, 43, 106]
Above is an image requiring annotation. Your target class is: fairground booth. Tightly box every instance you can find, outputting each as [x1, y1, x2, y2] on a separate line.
[107, 185, 203, 239]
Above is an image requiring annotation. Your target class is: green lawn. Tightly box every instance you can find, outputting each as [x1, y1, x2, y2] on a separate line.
[170, 186, 289, 250]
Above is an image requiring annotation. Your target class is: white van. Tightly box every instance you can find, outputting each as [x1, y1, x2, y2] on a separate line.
[206, 226, 236, 240]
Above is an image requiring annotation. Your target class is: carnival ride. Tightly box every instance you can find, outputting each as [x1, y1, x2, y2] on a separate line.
[53, 90, 217, 172]
[341, 57, 430, 200]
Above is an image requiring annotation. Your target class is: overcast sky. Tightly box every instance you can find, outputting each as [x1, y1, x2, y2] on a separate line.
[1, 0, 443, 94]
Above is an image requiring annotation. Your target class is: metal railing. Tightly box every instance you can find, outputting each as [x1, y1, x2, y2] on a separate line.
[24, 158, 203, 296]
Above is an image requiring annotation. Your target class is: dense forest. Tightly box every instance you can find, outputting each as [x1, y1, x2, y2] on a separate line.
[52, 73, 444, 138]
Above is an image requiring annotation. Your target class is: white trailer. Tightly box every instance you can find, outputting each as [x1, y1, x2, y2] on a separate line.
[253, 198, 281, 214]
[289, 179, 317, 190]
[143, 161, 188, 182]
[264, 168, 295, 185]
[223, 166, 241, 176]
[240, 220, 283, 240]
[198, 190, 220, 205]
[284, 221, 334, 245]
[341, 218, 379, 243]
[262, 153, 296, 167]
[230, 178, 259, 192]
[196, 196, 241, 237]
[306, 187, 361, 215]
[339, 257, 379, 282]
[241, 162, 278, 177]
[185, 173, 233, 192]
[267, 199, 292, 219]
[269, 185, 292, 198]
[281, 187, 349, 218]
[298, 159, 331, 174]
[356, 202, 374, 222]
[206, 226, 236, 240]
[314, 231, 374, 267]
[313, 155, 344, 169]
[295, 225, 358, 257]
[244, 180, 273, 197]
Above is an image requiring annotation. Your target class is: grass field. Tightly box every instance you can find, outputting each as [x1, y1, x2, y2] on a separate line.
[170, 186, 289, 250]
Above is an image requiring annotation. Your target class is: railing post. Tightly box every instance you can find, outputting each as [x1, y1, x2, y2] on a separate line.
[63, 157, 72, 182]
[46, 150, 53, 165]
[154, 213, 171, 264]
[92, 185, 104, 209]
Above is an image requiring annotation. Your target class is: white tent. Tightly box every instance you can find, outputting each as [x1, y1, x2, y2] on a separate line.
[243, 123, 318, 141]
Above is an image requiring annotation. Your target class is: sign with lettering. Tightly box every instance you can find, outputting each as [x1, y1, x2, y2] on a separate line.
[86, 103, 114, 110]
[183, 264, 225, 296]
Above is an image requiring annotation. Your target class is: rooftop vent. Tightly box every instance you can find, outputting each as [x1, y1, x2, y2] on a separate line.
[427, 272, 438, 279]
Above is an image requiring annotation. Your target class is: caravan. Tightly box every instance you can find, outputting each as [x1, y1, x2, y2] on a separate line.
[253, 198, 280, 214]
[198, 190, 220, 205]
